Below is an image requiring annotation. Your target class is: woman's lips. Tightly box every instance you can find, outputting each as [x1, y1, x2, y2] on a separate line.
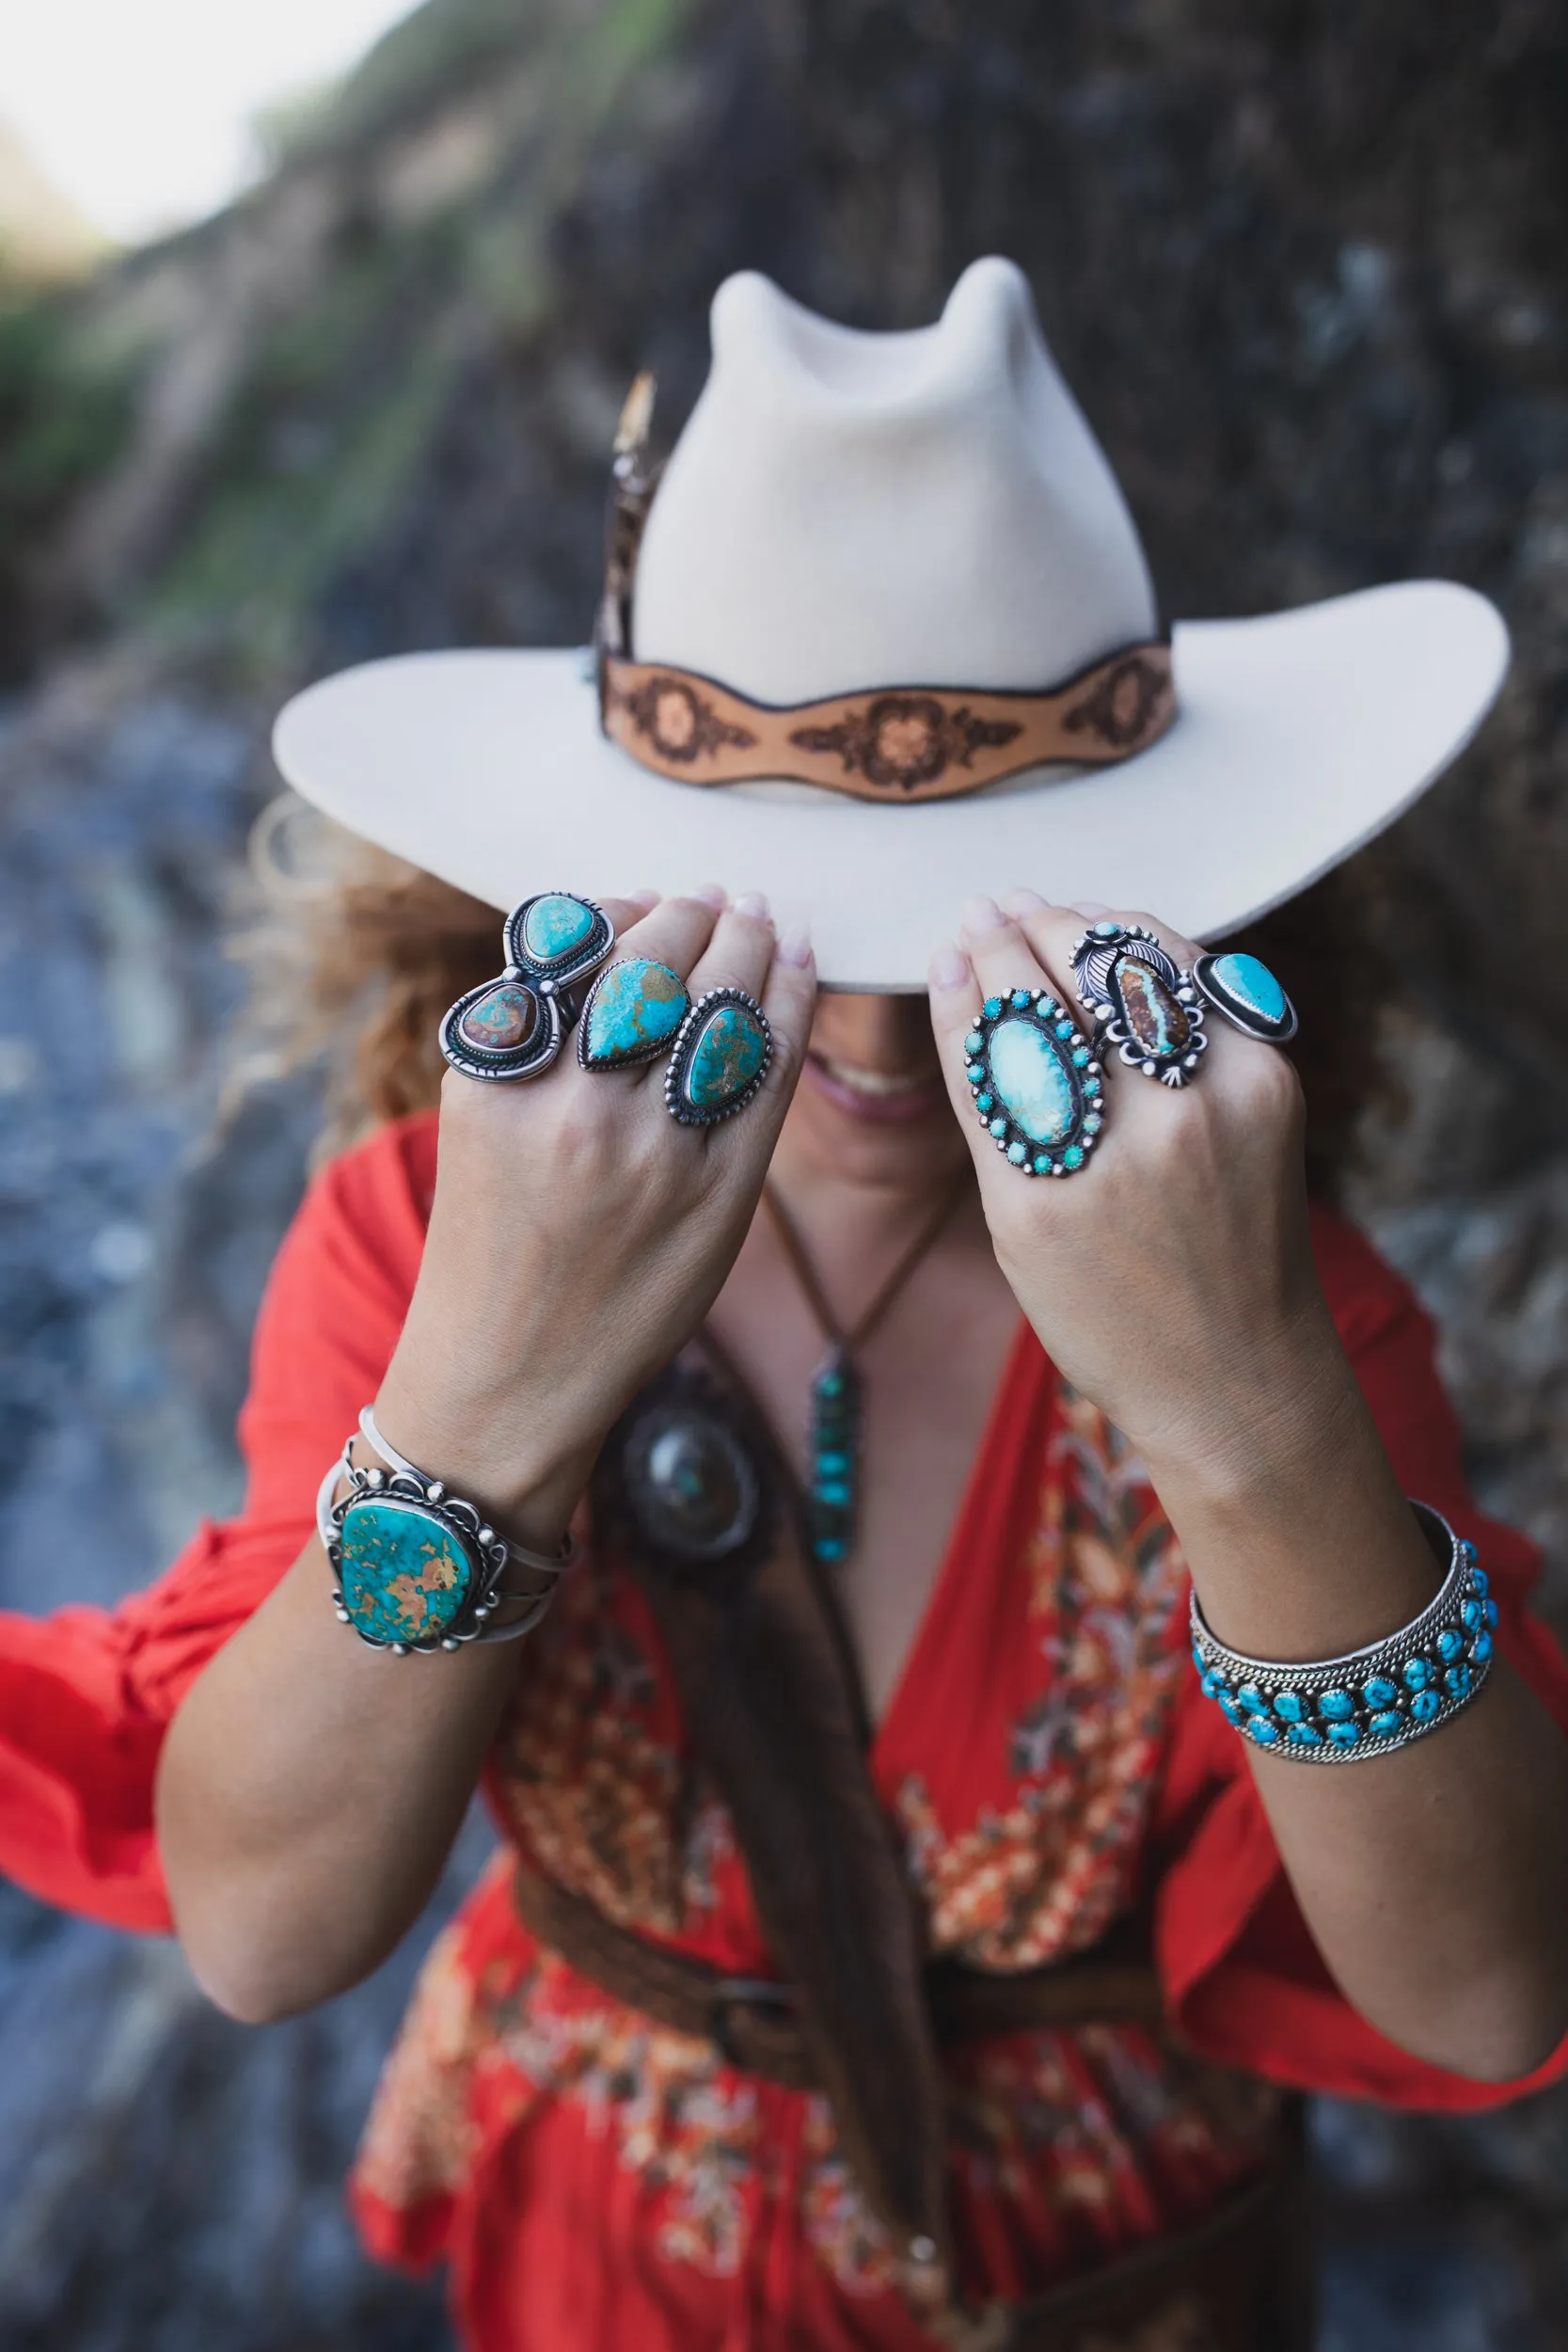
[804, 1053, 949, 1125]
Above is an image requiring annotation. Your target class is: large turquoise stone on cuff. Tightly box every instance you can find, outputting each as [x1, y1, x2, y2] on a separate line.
[1211, 953, 1288, 1027]
[338, 1497, 475, 1645]
[683, 1002, 768, 1109]
[584, 960, 689, 1065]
[986, 1016, 1079, 1147]
[522, 892, 595, 962]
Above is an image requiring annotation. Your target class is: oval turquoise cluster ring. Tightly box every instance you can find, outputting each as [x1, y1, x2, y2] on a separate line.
[963, 987, 1105, 1176]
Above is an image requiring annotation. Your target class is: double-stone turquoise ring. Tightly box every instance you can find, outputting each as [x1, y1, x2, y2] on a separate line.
[441, 890, 615, 1082]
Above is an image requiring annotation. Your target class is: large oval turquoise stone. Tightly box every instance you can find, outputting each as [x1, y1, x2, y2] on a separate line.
[1211, 953, 1287, 1027]
[683, 1003, 768, 1110]
[585, 960, 689, 1065]
[522, 892, 595, 962]
[986, 1016, 1079, 1148]
[338, 1497, 474, 1645]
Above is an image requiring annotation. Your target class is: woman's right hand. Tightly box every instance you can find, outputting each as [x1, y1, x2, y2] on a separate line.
[374, 889, 816, 1548]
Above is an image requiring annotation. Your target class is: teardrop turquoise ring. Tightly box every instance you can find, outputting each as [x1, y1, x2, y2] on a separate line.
[1069, 919, 1208, 1088]
[664, 987, 773, 1126]
[440, 890, 615, 1083]
[963, 988, 1106, 1176]
[578, 958, 692, 1070]
[1192, 950, 1299, 1045]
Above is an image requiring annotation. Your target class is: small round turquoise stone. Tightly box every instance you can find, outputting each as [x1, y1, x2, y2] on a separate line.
[1469, 1565, 1488, 1596]
[816, 1537, 847, 1562]
[1485, 1597, 1498, 1628]
[1061, 1145, 1085, 1169]
[963, 1032, 984, 1057]
[1094, 920, 1119, 937]
[683, 1002, 768, 1111]
[1369, 1708, 1403, 1737]
[1287, 1723, 1323, 1746]
[1072, 1046, 1090, 1066]
[984, 997, 1003, 1018]
[1444, 1664, 1471, 1698]
[1273, 1689, 1305, 1723]
[1200, 1667, 1230, 1699]
[1033, 1155, 1051, 1174]
[1219, 1695, 1244, 1725]
[1211, 952, 1289, 1027]
[1362, 1677, 1398, 1708]
[1236, 1683, 1269, 1714]
[976, 1093, 993, 1113]
[1319, 1689, 1355, 1720]
[967, 1062, 985, 1083]
[1436, 1628, 1465, 1662]
[1012, 988, 1032, 1007]
[1461, 1597, 1483, 1630]
[815, 1481, 851, 1508]
[1327, 1722, 1360, 1748]
[583, 959, 689, 1065]
[1410, 1690, 1441, 1723]
[338, 1497, 474, 1646]
[1471, 1630, 1494, 1663]
[1403, 1658, 1433, 1690]
[522, 892, 595, 962]
[1084, 1115, 1102, 1135]
[1243, 1715, 1280, 1746]
[816, 1452, 848, 1475]
[990, 1116, 1007, 1138]
[1007, 1141, 1027, 1165]
[1085, 1075, 1101, 1095]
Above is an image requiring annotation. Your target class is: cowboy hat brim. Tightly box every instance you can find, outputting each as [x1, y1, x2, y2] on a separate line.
[272, 579, 1506, 991]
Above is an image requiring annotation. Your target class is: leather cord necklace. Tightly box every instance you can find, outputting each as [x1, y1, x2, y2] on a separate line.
[762, 1170, 971, 1566]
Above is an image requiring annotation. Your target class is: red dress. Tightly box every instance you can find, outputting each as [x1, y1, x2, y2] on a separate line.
[2, 1111, 1566, 2352]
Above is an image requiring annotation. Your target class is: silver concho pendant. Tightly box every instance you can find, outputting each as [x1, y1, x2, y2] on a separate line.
[439, 891, 614, 1083]
[1069, 919, 1207, 1089]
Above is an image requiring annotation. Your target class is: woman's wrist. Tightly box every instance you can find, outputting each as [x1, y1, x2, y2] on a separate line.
[369, 1366, 600, 1556]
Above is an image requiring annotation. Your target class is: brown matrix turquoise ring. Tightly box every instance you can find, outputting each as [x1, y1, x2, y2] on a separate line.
[440, 890, 615, 1082]
[663, 987, 773, 1126]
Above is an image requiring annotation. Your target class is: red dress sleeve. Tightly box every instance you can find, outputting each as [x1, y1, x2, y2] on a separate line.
[1153, 1202, 1568, 2107]
[0, 1114, 436, 1931]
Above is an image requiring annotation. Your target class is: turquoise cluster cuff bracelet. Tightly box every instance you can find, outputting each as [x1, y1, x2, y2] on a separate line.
[1190, 1502, 1497, 1761]
[318, 1407, 576, 1655]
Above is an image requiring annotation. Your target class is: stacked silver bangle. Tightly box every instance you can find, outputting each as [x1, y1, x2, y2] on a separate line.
[1190, 1501, 1497, 1761]
[317, 1406, 575, 1656]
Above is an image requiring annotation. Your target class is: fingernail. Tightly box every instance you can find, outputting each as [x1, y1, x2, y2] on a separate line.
[1001, 887, 1048, 915]
[692, 882, 728, 910]
[627, 886, 660, 910]
[929, 941, 970, 989]
[777, 924, 814, 968]
[1069, 899, 1113, 919]
[959, 894, 1006, 934]
[734, 891, 771, 921]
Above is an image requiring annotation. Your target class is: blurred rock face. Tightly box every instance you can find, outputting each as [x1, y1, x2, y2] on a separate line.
[1, 0, 1566, 2346]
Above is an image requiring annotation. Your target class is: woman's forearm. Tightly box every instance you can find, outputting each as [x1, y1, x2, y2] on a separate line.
[155, 1530, 529, 2022]
[1149, 1326, 1568, 2084]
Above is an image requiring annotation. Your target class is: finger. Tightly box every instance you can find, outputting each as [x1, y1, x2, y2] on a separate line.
[607, 892, 727, 984]
[927, 898, 1067, 1146]
[684, 893, 777, 1006]
[752, 926, 817, 1136]
[597, 887, 660, 935]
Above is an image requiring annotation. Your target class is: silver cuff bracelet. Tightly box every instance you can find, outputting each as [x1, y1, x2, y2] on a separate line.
[1189, 1501, 1497, 1761]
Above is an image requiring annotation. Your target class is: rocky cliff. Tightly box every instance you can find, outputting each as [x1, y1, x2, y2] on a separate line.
[2, 1, 1567, 2344]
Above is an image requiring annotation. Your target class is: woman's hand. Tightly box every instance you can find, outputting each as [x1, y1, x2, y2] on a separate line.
[377, 888, 816, 1546]
[927, 889, 1337, 1489]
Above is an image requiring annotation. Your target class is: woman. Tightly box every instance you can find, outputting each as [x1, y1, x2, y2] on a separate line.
[5, 258, 1568, 2351]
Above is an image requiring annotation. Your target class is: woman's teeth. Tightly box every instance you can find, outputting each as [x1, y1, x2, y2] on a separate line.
[819, 1057, 928, 1097]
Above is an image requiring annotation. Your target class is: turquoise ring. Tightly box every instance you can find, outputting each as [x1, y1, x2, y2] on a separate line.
[664, 988, 772, 1125]
[441, 890, 614, 1082]
[963, 988, 1105, 1175]
[1192, 951, 1298, 1044]
[1069, 919, 1208, 1089]
[578, 958, 691, 1070]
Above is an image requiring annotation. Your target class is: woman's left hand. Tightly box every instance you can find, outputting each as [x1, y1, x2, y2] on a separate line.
[927, 889, 1343, 1487]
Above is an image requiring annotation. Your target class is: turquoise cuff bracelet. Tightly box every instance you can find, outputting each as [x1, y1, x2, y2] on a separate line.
[1190, 1502, 1496, 1760]
[319, 1407, 576, 1654]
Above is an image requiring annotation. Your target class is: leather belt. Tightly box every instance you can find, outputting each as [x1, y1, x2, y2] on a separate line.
[515, 1857, 1164, 2091]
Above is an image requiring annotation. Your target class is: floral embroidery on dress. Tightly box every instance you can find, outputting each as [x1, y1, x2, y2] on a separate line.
[354, 1369, 1275, 2308]
[895, 1388, 1191, 1969]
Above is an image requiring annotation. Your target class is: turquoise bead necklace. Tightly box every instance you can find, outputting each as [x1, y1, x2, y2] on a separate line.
[763, 1172, 970, 1568]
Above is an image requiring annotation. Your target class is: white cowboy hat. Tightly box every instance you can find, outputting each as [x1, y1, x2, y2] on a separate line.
[273, 256, 1508, 991]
